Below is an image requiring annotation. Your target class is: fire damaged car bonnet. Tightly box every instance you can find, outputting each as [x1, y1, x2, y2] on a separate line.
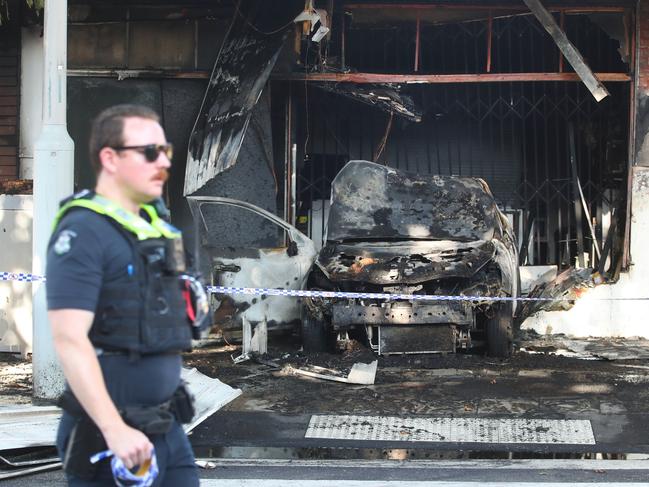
[319, 161, 504, 285]
[327, 160, 499, 242]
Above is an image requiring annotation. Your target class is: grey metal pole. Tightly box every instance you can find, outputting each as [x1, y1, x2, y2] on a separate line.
[32, 0, 74, 400]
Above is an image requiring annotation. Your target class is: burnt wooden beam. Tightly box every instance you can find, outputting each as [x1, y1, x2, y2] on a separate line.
[559, 11, 565, 72]
[272, 72, 630, 83]
[343, 4, 627, 13]
[341, 11, 347, 69]
[67, 68, 210, 79]
[486, 11, 493, 73]
[414, 17, 421, 72]
[523, 0, 610, 101]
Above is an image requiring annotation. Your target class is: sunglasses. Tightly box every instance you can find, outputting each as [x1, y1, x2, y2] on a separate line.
[112, 143, 174, 162]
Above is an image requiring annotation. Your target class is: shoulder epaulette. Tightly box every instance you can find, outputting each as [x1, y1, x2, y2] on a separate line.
[58, 189, 94, 208]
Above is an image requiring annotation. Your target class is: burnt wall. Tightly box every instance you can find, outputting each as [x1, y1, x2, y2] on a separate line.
[67, 76, 278, 264]
[66, 7, 232, 254]
[637, 0, 649, 167]
[66, 2, 289, 256]
[192, 88, 279, 251]
[0, 16, 20, 180]
[66, 77, 207, 248]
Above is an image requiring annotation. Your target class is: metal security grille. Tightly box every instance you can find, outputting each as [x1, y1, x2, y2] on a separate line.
[343, 13, 628, 75]
[297, 81, 628, 270]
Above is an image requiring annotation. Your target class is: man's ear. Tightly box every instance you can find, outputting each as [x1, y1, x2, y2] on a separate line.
[98, 147, 118, 174]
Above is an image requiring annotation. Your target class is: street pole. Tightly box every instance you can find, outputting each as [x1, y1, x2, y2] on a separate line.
[32, 0, 74, 400]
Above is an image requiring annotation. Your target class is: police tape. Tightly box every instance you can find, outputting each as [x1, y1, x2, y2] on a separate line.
[0, 271, 46, 282]
[4, 271, 648, 303]
[207, 285, 567, 302]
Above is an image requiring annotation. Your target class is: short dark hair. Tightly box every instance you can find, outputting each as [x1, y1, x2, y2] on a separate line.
[89, 104, 160, 174]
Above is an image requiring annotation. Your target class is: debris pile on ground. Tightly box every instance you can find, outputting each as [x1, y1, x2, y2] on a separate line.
[518, 267, 595, 321]
[0, 354, 32, 407]
[517, 330, 649, 360]
[282, 360, 378, 385]
[0, 447, 61, 481]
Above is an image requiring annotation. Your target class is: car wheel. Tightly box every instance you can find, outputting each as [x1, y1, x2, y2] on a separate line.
[486, 300, 513, 358]
[301, 311, 332, 352]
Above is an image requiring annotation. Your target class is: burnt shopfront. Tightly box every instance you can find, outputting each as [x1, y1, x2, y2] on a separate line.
[61, 1, 634, 275]
[58, 1, 640, 338]
[274, 2, 634, 278]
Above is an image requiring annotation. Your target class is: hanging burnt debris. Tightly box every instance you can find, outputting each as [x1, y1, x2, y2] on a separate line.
[314, 81, 422, 122]
[184, 1, 299, 195]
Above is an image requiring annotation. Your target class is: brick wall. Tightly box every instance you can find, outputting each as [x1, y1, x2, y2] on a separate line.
[0, 26, 19, 181]
[640, 0, 649, 94]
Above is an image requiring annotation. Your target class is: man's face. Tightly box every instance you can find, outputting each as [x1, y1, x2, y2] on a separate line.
[112, 117, 171, 204]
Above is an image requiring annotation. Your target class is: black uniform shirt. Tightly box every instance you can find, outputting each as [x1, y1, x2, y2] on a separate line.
[46, 208, 181, 408]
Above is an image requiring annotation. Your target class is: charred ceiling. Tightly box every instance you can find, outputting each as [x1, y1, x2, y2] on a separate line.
[291, 4, 631, 77]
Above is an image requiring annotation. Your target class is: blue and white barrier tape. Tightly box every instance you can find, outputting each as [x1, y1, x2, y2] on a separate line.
[3, 271, 647, 302]
[0, 271, 46, 282]
[207, 285, 566, 302]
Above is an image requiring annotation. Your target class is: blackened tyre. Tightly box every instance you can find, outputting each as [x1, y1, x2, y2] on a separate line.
[486, 300, 514, 358]
[301, 311, 331, 352]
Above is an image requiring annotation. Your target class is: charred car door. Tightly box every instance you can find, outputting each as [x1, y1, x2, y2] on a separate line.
[187, 196, 316, 336]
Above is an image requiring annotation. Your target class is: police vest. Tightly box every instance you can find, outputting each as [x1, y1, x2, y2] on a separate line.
[53, 192, 193, 355]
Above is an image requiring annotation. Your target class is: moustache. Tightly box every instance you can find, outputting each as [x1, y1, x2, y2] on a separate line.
[153, 169, 169, 182]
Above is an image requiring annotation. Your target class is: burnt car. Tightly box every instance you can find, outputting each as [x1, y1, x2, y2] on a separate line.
[301, 160, 520, 357]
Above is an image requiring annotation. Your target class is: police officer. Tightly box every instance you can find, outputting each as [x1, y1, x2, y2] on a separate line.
[47, 104, 199, 486]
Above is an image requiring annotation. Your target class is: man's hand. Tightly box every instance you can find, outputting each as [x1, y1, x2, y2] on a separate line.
[102, 422, 153, 469]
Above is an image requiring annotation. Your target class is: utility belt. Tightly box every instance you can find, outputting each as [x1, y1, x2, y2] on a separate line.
[95, 348, 180, 362]
[57, 383, 195, 480]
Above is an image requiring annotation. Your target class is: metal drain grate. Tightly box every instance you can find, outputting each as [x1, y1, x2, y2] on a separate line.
[305, 415, 596, 444]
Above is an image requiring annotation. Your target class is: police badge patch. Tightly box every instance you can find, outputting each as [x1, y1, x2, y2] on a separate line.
[53, 230, 77, 255]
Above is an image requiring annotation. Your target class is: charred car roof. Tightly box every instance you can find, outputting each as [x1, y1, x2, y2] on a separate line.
[326, 161, 500, 243]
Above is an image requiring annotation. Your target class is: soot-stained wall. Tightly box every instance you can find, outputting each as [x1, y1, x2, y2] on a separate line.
[192, 88, 279, 250]
[637, 0, 649, 167]
[66, 77, 207, 251]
